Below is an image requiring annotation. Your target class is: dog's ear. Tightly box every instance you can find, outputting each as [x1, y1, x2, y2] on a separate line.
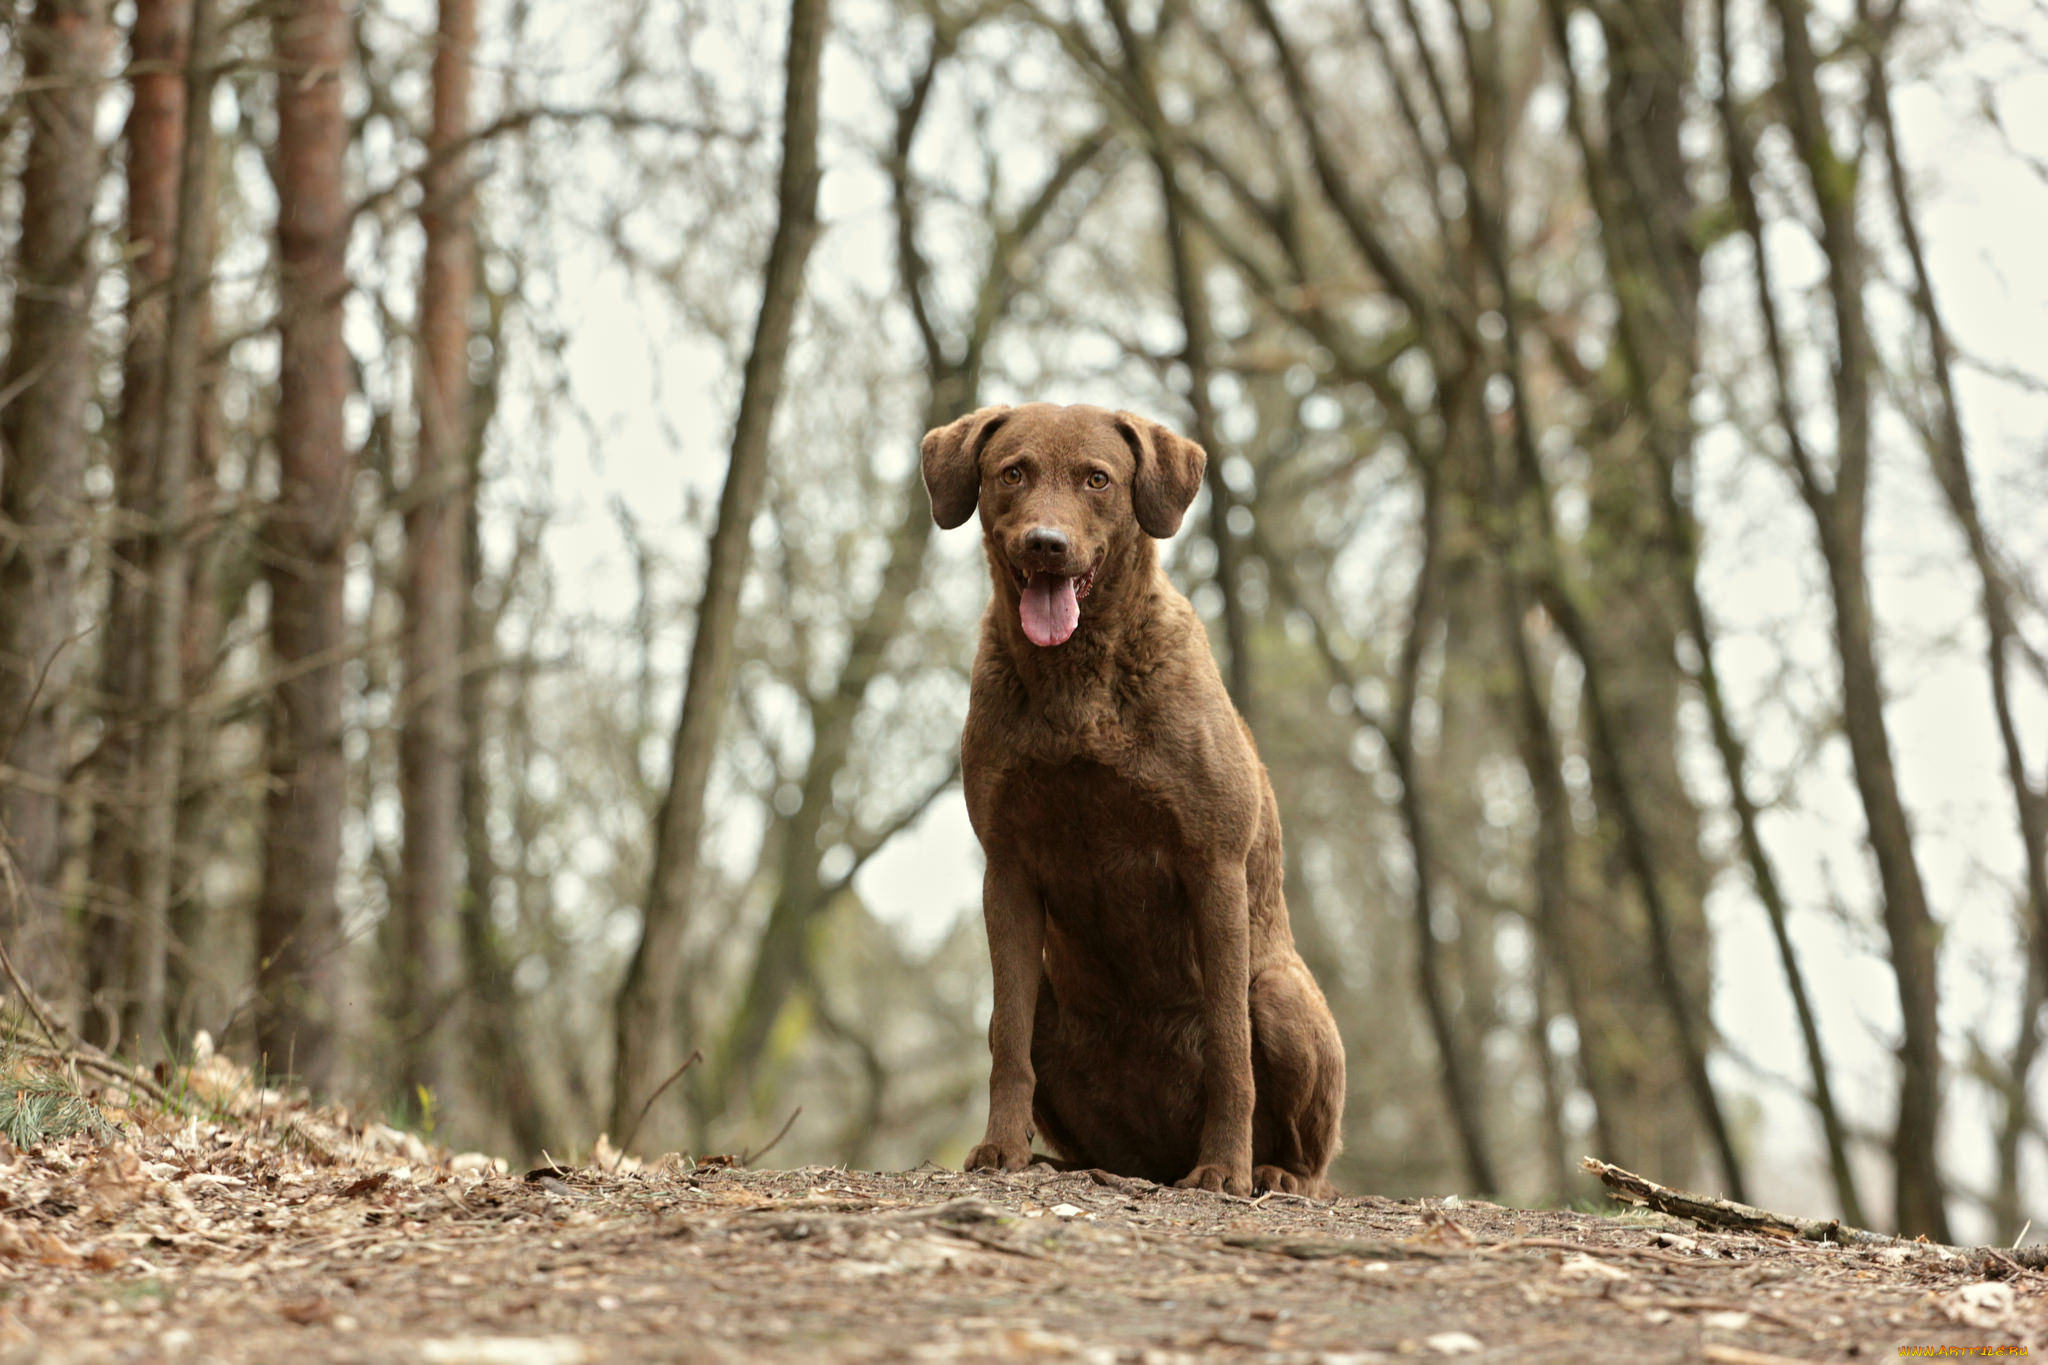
[1118, 412, 1208, 539]
[921, 405, 1012, 530]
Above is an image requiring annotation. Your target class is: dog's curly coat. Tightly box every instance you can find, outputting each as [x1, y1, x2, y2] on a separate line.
[924, 401, 1345, 1197]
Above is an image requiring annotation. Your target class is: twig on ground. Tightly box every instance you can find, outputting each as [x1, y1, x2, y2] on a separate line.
[742, 1106, 801, 1167]
[1584, 1156, 1878, 1243]
[1584, 1156, 2048, 1272]
[616, 1048, 702, 1155]
[1085, 1168, 1157, 1196]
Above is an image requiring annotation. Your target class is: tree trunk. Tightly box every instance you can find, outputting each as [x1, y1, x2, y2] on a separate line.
[85, 0, 191, 1049]
[1578, 0, 1718, 1191]
[1497, 570, 1626, 1171]
[1387, 463, 1499, 1196]
[1456, 0, 1744, 1206]
[0, 0, 110, 989]
[714, 474, 936, 1107]
[167, 376, 228, 1035]
[610, 0, 830, 1141]
[1867, 35, 2046, 1243]
[1589, 0, 1873, 1227]
[397, 0, 475, 1109]
[1763, 0, 1949, 1241]
[457, 287, 551, 1158]
[1868, 16, 2048, 1038]
[256, 0, 353, 1093]
[126, 0, 219, 1061]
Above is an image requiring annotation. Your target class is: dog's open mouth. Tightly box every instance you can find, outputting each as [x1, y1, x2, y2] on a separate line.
[1012, 560, 1097, 648]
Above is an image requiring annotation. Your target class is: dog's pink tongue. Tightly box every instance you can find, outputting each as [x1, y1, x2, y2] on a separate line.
[1020, 573, 1080, 647]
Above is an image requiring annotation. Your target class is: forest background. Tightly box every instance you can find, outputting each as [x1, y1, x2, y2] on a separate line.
[1, 0, 2045, 1252]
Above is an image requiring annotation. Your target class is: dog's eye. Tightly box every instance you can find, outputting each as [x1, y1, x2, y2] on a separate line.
[1086, 471, 1110, 490]
[1000, 465, 1024, 486]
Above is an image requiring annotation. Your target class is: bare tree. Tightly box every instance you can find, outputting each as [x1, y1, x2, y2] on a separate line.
[1718, 0, 1950, 1239]
[610, 0, 831, 1141]
[1865, 15, 2046, 1242]
[1221, 0, 1746, 1196]
[256, 0, 355, 1092]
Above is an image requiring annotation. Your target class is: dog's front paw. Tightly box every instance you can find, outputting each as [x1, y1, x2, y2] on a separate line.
[1175, 1162, 1252, 1197]
[1254, 1165, 1333, 1199]
[964, 1139, 1033, 1173]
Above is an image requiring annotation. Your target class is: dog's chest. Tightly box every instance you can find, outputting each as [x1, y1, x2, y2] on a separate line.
[1000, 759, 1181, 899]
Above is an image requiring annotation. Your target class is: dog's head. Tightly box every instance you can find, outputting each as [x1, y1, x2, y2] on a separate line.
[922, 402, 1206, 647]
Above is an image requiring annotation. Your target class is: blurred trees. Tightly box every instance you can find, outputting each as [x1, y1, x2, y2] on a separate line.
[0, 0, 2043, 1245]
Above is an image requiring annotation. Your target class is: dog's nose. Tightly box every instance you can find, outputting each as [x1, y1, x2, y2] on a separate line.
[1023, 526, 1069, 559]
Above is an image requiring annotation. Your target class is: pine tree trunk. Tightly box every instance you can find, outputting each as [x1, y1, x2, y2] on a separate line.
[125, 0, 219, 1060]
[255, 0, 353, 1093]
[397, 0, 475, 1109]
[0, 0, 110, 987]
[85, 0, 191, 1048]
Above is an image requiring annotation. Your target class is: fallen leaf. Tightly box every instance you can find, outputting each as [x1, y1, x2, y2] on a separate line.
[35, 1231, 81, 1267]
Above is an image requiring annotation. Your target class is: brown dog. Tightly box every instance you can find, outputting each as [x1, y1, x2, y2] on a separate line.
[923, 401, 1345, 1197]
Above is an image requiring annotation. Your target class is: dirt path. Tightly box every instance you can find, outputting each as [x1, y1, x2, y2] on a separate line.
[1, 1127, 2037, 1364]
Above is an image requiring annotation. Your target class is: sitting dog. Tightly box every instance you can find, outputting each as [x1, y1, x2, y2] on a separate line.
[923, 401, 1345, 1197]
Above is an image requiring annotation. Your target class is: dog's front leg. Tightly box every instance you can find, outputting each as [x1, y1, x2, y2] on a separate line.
[1177, 858, 1255, 1195]
[964, 854, 1043, 1172]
